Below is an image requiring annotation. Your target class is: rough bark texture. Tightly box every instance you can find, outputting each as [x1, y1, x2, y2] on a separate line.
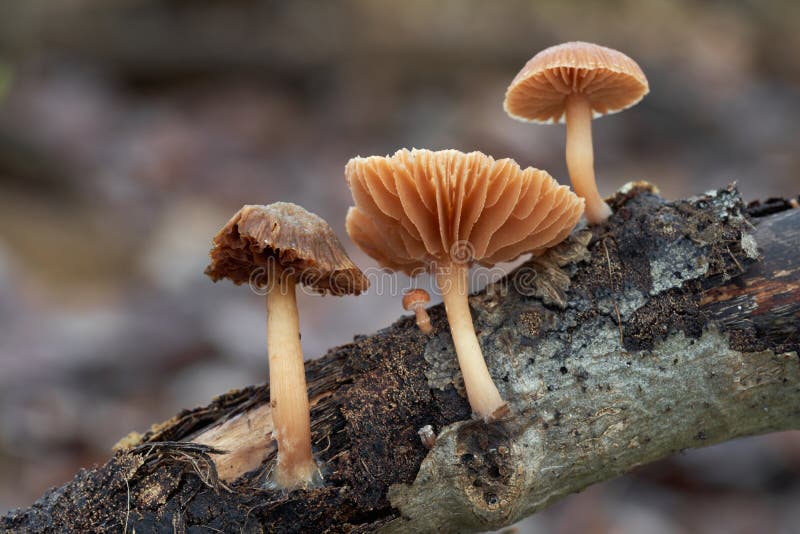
[2, 184, 799, 534]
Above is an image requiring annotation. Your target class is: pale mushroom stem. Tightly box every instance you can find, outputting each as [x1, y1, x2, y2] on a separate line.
[565, 93, 612, 224]
[436, 262, 507, 421]
[412, 304, 432, 334]
[266, 265, 317, 489]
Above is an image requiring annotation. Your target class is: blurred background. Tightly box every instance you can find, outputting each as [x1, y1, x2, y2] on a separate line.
[0, 0, 798, 532]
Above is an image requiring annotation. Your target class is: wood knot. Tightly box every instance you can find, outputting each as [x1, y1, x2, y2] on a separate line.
[455, 421, 522, 519]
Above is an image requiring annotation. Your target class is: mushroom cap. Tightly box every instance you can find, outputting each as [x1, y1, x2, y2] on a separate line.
[345, 148, 584, 275]
[403, 288, 430, 310]
[205, 202, 369, 296]
[504, 41, 649, 124]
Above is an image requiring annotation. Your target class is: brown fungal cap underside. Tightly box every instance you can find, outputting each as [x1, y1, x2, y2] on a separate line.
[346, 149, 584, 275]
[504, 41, 649, 124]
[205, 202, 368, 296]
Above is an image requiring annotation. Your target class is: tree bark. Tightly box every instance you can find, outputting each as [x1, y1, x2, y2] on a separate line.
[2, 184, 799, 534]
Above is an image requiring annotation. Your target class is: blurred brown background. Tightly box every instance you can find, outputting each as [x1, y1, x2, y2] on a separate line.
[0, 1, 798, 532]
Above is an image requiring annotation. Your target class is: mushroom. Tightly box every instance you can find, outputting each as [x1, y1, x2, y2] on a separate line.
[418, 425, 436, 449]
[345, 149, 583, 420]
[504, 41, 649, 224]
[403, 289, 432, 334]
[205, 202, 368, 489]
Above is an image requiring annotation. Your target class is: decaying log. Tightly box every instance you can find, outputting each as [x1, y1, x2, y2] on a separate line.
[2, 184, 799, 533]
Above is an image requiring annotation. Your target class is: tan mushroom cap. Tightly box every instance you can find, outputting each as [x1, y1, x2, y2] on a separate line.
[205, 202, 369, 296]
[504, 41, 649, 124]
[403, 288, 430, 310]
[345, 149, 584, 275]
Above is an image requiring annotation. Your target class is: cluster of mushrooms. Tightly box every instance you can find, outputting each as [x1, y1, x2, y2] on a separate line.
[204, 42, 649, 490]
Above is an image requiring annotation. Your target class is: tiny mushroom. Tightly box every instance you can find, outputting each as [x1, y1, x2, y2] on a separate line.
[403, 288, 432, 334]
[345, 148, 583, 421]
[504, 41, 649, 224]
[418, 425, 436, 449]
[205, 202, 368, 489]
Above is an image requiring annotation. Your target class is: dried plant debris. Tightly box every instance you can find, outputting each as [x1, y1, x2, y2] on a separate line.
[510, 230, 592, 308]
[129, 441, 228, 491]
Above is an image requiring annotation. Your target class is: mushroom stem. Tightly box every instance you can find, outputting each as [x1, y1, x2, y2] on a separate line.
[436, 262, 507, 421]
[565, 93, 612, 224]
[412, 304, 432, 334]
[266, 266, 317, 489]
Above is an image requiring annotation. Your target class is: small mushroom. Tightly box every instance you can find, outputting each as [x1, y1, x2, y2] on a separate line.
[504, 41, 649, 224]
[205, 203, 368, 489]
[345, 149, 583, 420]
[403, 289, 432, 334]
[418, 425, 436, 449]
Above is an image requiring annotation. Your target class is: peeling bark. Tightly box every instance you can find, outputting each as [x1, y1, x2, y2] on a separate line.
[2, 184, 799, 534]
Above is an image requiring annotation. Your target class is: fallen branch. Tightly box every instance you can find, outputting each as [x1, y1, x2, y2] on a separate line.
[3, 184, 799, 533]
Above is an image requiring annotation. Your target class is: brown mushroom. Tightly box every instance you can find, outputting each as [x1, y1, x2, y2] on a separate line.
[345, 149, 583, 420]
[205, 202, 368, 489]
[504, 41, 649, 224]
[403, 288, 432, 334]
